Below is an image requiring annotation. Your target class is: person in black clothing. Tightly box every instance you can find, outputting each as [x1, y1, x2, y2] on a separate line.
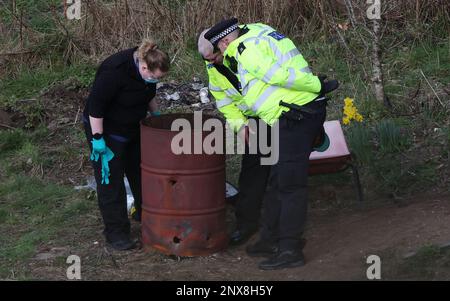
[83, 39, 170, 251]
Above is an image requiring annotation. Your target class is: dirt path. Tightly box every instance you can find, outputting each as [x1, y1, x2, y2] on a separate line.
[297, 194, 450, 280]
[28, 193, 450, 280]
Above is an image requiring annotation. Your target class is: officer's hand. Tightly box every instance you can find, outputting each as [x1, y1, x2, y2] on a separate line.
[319, 76, 339, 95]
[318, 74, 328, 82]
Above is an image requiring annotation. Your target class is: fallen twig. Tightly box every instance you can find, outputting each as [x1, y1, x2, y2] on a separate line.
[0, 123, 17, 130]
[0, 50, 35, 57]
[410, 82, 422, 100]
[420, 69, 445, 108]
[103, 247, 120, 269]
[170, 48, 180, 65]
[73, 106, 81, 127]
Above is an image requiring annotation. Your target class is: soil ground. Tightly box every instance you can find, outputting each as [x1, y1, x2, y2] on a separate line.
[26, 192, 450, 280]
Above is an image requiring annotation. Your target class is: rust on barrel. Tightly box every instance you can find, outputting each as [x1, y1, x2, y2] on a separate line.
[140, 113, 228, 256]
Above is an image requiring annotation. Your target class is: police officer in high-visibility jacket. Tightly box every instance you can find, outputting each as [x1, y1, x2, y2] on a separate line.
[198, 29, 271, 246]
[205, 18, 338, 270]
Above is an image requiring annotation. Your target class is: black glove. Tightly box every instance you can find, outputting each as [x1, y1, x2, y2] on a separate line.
[318, 74, 328, 82]
[319, 75, 339, 95]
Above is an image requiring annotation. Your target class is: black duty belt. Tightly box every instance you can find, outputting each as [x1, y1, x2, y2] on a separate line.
[279, 97, 328, 121]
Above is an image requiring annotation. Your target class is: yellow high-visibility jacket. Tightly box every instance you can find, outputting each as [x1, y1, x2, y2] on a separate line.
[223, 23, 322, 126]
[206, 60, 257, 132]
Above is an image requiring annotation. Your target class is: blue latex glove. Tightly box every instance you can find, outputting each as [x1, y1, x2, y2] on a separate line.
[90, 137, 114, 184]
[90, 137, 106, 162]
[152, 111, 161, 116]
[100, 147, 114, 184]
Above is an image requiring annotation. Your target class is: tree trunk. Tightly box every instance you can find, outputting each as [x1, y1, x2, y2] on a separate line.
[371, 17, 389, 107]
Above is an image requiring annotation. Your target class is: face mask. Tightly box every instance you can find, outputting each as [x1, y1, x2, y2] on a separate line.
[144, 77, 159, 84]
[136, 58, 159, 84]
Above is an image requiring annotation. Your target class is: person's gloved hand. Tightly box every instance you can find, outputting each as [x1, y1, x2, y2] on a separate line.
[100, 147, 114, 185]
[90, 135, 114, 185]
[318, 74, 328, 82]
[318, 74, 339, 95]
[90, 135, 106, 162]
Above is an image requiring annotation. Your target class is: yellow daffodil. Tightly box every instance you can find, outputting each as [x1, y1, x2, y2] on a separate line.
[342, 97, 363, 125]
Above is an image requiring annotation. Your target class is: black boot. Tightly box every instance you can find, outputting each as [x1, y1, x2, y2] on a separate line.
[229, 227, 257, 246]
[247, 238, 306, 258]
[106, 234, 137, 251]
[258, 250, 305, 270]
[246, 240, 278, 257]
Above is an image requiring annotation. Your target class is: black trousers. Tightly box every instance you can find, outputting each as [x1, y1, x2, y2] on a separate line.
[259, 99, 327, 251]
[235, 118, 271, 231]
[84, 123, 142, 242]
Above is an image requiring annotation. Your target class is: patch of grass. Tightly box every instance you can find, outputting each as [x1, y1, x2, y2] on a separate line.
[0, 173, 94, 279]
[443, 126, 450, 153]
[54, 143, 82, 162]
[49, 198, 94, 227]
[0, 63, 95, 129]
[0, 64, 96, 107]
[1, 231, 52, 262]
[385, 38, 449, 79]
[1, 176, 70, 212]
[29, 125, 51, 142]
[374, 119, 410, 154]
[304, 41, 344, 75]
[345, 123, 373, 164]
[0, 124, 96, 280]
[0, 1, 61, 28]
[358, 97, 389, 123]
[392, 245, 450, 280]
[0, 129, 27, 154]
[0, 209, 8, 224]
[383, 40, 450, 119]
[369, 157, 437, 196]
[167, 46, 206, 83]
[410, 161, 439, 186]
[310, 170, 353, 186]
[2, 139, 44, 176]
[303, 41, 361, 119]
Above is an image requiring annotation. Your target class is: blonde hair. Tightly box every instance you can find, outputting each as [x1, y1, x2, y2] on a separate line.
[137, 38, 170, 73]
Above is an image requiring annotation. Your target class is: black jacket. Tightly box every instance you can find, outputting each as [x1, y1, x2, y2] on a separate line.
[83, 47, 156, 137]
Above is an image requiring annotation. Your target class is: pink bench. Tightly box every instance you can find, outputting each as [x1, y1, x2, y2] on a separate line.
[309, 120, 363, 202]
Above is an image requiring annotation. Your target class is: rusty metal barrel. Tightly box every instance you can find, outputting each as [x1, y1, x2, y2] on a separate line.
[140, 113, 228, 256]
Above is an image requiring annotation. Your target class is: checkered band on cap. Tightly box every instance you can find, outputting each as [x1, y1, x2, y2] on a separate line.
[209, 24, 239, 45]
